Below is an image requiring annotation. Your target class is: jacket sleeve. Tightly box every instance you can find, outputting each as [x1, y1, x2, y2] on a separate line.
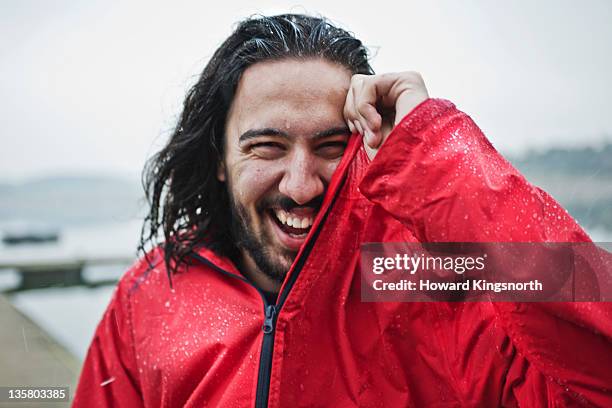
[73, 272, 144, 407]
[358, 99, 612, 406]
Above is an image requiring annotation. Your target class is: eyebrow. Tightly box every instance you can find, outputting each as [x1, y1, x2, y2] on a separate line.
[238, 126, 351, 143]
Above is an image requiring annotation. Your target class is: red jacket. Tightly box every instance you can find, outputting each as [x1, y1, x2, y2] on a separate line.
[74, 99, 612, 407]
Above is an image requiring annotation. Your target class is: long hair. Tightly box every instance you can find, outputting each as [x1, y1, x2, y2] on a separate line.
[139, 14, 374, 279]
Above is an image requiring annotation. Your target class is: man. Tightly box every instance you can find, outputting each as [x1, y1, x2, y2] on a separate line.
[74, 14, 612, 407]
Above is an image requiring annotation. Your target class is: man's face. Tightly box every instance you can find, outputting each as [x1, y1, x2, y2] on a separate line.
[221, 58, 352, 283]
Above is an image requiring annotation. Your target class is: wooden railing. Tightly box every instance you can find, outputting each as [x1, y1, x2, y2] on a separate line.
[0, 256, 134, 292]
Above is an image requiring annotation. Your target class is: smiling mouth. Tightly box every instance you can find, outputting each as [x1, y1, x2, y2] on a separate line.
[268, 208, 315, 237]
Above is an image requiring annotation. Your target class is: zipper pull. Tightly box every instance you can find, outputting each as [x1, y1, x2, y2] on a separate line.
[262, 305, 277, 334]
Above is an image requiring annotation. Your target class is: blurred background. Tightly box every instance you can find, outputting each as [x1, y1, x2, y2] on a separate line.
[1, 0, 611, 405]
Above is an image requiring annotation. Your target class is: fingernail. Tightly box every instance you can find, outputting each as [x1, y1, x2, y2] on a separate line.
[366, 130, 375, 146]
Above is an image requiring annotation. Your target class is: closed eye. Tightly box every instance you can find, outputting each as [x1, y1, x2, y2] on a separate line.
[317, 141, 347, 159]
[249, 142, 286, 159]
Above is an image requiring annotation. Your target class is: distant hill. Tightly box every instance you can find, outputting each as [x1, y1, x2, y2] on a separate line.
[509, 144, 612, 176]
[507, 143, 612, 234]
[0, 176, 144, 228]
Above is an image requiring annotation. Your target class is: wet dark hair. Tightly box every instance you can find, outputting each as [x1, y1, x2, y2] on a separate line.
[139, 13, 374, 278]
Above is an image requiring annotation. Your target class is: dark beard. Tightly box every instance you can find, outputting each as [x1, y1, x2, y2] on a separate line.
[228, 195, 293, 284]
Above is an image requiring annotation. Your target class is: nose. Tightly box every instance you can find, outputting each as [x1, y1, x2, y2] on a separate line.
[278, 150, 325, 205]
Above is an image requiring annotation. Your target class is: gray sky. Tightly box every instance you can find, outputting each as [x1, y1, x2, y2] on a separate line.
[1, 0, 611, 181]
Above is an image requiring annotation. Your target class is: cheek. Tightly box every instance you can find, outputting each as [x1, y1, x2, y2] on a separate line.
[230, 163, 280, 206]
[321, 159, 342, 182]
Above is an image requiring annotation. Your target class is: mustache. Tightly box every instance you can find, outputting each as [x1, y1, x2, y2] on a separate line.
[258, 195, 324, 213]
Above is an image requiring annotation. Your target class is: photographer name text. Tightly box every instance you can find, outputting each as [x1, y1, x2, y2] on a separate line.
[372, 279, 543, 293]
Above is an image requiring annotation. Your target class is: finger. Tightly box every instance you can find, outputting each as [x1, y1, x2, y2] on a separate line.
[351, 78, 381, 147]
[349, 78, 368, 127]
[376, 72, 428, 125]
[354, 120, 364, 136]
[352, 76, 385, 147]
[350, 88, 372, 144]
[346, 76, 380, 148]
[347, 120, 355, 134]
[345, 85, 369, 142]
[353, 75, 382, 131]
[343, 86, 358, 134]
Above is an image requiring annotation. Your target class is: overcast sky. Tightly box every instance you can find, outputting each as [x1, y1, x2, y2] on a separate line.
[1, 0, 611, 182]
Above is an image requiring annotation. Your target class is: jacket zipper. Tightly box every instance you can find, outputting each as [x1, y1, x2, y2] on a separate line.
[255, 303, 276, 407]
[188, 253, 280, 407]
[190, 177, 346, 408]
[188, 252, 278, 405]
[254, 178, 343, 407]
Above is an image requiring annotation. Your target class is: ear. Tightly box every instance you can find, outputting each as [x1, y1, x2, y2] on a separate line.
[217, 160, 226, 182]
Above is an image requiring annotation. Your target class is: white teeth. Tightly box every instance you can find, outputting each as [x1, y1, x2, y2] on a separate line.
[273, 210, 314, 229]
